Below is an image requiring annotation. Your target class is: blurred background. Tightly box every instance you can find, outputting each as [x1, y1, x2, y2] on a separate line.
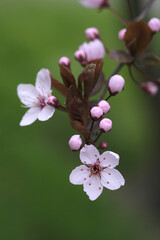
[0, 0, 160, 239]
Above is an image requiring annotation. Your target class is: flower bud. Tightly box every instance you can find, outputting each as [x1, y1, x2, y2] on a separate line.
[59, 56, 71, 68]
[118, 28, 127, 40]
[99, 141, 108, 149]
[141, 82, 158, 96]
[108, 74, 125, 95]
[48, 96, 61, 107]
[90, 106, 103, 120]
[69, 135, 82, 151]
[148, 18, 160, 32]
[98, 100, 110, 114]
[99, 118, 112, 132]
[74, 50, 87, 66]
[85, 27, 100, 40]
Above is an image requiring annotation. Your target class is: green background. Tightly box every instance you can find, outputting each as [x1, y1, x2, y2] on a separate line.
[0, 0, 160, 239]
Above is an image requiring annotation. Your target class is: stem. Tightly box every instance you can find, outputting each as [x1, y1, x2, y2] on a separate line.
[135, 0, 156, 21]
[109, 5, 128, 25]
[105, 94, 112, 101]
[58, 106, 66, 112]
[99, 63, 124, 100]
[90, 120, 95, 132]
[126, 0, 133, 19]
[93, 132, 103, 144]
[128, 65, 140, 85]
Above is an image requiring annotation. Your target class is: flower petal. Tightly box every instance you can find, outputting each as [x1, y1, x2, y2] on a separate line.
[83, 176, 103, 201]
[20, 107, 41, 126]
[99, 151, 119, 168]
[69, 165, 90, 185]
[35, 69, 52, 97]
[101, 168, 125, 190]
[80, 0, 103, 8]
[38, 105, 55, 121]
[17, 84, 39, 107]
[80, 144, 100, 165]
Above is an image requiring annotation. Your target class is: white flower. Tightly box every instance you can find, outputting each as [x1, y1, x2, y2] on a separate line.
[70, 144, 125, 201]
[80, 0, 108, 8]
[79, 39, 105, 62]
[17, 69, 55, 126]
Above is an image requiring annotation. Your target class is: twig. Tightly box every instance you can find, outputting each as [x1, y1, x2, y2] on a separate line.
[126, 0, 133, 20]
[128, 65, 140, 85]
[135, 0, 156, 21]
[99, 63, 124, 100]
[109, 6, 128, 25]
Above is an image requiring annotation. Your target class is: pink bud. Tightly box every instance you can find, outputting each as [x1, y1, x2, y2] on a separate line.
[69, 135, 82, 151]
[98, 100, 110, 114]
[99, 118, 112, 132]
[85, 27, 100, 40]
[80, 0, 109, 8]
[148, 18, 160, 32]
[108, 74, 125, 95]
[99, 141, 108, 149]
[48, 96, 61, 107]
[118, 28, 127, 40]
[141, 82, 158, 96]
[74, 50, 87, 66]
[59, 56, 71, 68]
[90, 106, 103, 120]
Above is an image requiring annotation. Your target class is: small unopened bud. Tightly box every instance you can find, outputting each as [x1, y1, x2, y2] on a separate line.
[148, 18, 160, 32]
[59, 56, 71, 68]
[85, 27, 100, 40]
[48, 96, 61, 107]
[99, 118, 112, 132]
[69, 135, 82, 151]
[90, 106, 103, 120]
[118, 28, 127, 40]
[98, 100, 110, 114]
[108, 74, 125, 95]
[141, 82, 158, 96]
[99, 141, 108, 149]
[74, 50, 87, 66]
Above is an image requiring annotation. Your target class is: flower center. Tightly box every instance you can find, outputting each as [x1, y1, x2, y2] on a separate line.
[39, 98, 46, 109]
[90, 163, 102, 176]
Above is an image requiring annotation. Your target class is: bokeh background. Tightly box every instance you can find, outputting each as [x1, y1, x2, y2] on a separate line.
[1, 0, 160, 239]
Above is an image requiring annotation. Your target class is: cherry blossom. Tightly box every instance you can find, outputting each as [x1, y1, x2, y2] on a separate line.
[80, 0, 109, 8]
[17, 69, 55, 126]
[70, 145, 125, 201]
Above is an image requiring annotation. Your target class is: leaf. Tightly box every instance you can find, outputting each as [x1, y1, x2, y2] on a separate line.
[50, 75, 67, 96]
[70, 119, 90, 141]
[137, 53, 160, 67]
[60, 64, 76, 88]
[78, 60, 103, 101]
[124, 20, 154, 56]
[90, 72, 105, 96]
[109, 50, 134, 64]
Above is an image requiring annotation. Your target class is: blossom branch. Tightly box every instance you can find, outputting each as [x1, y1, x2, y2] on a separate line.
[108, 5, 128, 25]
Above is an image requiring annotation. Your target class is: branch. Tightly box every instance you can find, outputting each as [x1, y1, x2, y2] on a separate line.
[135, 0, 156, 21]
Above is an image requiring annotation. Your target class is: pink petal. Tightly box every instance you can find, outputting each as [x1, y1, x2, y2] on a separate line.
[83, 176, 103, 201]
[99, 151, 119, 168]
[81, 0, 103, 8]
[101, 168, 125, 190]
[69, 165, 90, 185]
[20, 107, 41, 126]
[17, 84, 39, 107]
[35, 69, 52, 97]
[80, 144, 100, 164]
[38, 105, 55, 121]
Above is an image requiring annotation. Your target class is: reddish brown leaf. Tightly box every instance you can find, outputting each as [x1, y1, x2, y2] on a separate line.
[124, 20, 154, 56]
[109, 50, 134, 63]
[60, 64, 76, 88]
[50, 75, 67, 96]
[70, 119, 90, 141]
[90, 72, 105, 96]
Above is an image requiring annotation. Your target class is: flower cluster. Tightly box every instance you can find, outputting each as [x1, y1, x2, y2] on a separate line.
[17, 0, 160, 201]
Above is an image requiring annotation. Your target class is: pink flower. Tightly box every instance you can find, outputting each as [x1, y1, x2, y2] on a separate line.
[98, 100, 110, 114]
[70, 145, 125, 201]
[17, 69, 55, 126]
[69, 135, 82, 151]
[118, 28, 127, 41]
[80, 0, 109, 8]
[79, 39, 105, 63]
[108, 74, 125, 95]
[90, 106, 103, 120]
[99, 118, 112, 132]
[74, 50, 87, 66]
[148, 18, 160, 33]
[141, 82, 158, 96]
[85, 27, 100, 40]
[59, 56, 71, 68]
